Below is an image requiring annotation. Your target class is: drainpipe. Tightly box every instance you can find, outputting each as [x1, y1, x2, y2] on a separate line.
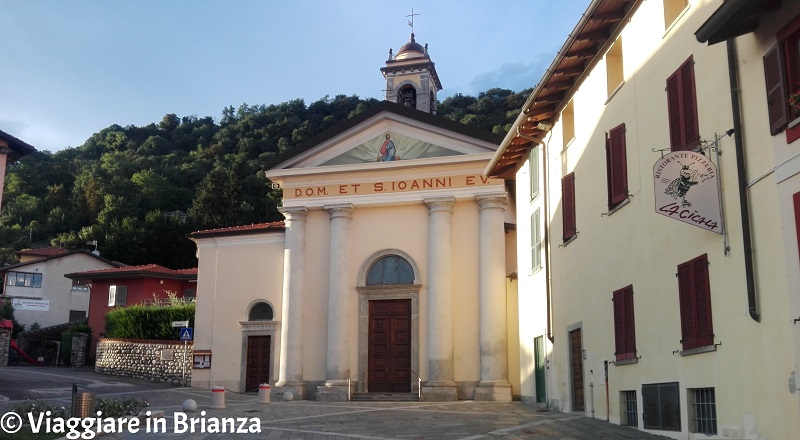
[726, 39, 760, 322]
[516, 129, 555, 342]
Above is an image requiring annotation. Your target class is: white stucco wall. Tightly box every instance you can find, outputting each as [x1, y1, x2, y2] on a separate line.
[511, 0, 800, 438]
[4, 253, 115, 329]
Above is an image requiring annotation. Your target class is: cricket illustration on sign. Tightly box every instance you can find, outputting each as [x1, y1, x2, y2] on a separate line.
[662, 161, 710, 208]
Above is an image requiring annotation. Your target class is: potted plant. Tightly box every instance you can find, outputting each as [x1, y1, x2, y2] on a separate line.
[789, 85, 800, 122]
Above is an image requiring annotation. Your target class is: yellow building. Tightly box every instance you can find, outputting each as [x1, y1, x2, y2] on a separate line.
[190, 34, 520, 402]
[488, 0, 800, 438]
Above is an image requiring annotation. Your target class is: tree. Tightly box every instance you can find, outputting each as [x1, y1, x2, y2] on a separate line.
[0, 298, 26, 336]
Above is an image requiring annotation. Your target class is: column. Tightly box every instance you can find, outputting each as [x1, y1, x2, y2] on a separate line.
[474, 194, 512, 401]
[421, 196, 458, 401]
[317, 204, 354, 401]
[275, 206, 308, 398]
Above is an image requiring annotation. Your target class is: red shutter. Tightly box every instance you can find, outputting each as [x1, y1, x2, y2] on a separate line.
[607, 123, 628, 207]
[623, 285, 636, 357]
[764, 43, 788, 135]
[693, 255, 714, 347]
[677, 254, 714, 350]
[680, 58, 700, 149]
[562, 173, 576, 241]
[613, 285, 636, 361]
[677, 259, 697, 350]
[666, 70, 683, 151]
[795, 192, 800, 266]
[666, 56, 700, 151]
[613, 288, 625, 360]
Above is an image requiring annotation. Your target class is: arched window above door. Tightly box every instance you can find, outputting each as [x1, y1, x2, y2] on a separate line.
[248, 302, 274, 321]
[366, 255, 414, 285]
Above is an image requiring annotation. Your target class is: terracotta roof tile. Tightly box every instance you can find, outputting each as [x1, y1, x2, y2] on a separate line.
[66, 264, 197, 280]
[190, 221, 285, 238]
[18, 247, 68, 257]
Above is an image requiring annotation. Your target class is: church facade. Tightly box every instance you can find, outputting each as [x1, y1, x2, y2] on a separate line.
[190, 35, 520, 402]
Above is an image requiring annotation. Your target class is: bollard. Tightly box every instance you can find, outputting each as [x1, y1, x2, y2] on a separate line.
[210, 386, 226, 409]
[258, 383, 271, 404]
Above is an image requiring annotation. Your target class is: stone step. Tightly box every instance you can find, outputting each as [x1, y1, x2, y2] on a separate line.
[350, 392, 419, 402]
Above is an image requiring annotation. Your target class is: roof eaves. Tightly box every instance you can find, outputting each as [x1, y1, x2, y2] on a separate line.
[486, 0, 644, 178]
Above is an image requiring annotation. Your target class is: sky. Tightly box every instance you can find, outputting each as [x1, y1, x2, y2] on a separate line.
[1, 0, 589, 152]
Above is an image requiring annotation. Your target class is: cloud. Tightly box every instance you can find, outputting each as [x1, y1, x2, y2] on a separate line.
[0, 120, 30, 138]
[468, 52, 555, 94]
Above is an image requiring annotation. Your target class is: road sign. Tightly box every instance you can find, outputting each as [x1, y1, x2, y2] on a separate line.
[180, 327, 193, 341]
[172, 321, 189, 328]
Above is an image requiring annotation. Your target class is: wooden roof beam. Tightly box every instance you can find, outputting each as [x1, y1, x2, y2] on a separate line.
[531, 93, 565, 106]
[590, 9, 625, 23]
[564, 47, 597, 59]
[576, 30, 609, 42]
[542, 80, 574, 92]
[553, 65, 584, 77]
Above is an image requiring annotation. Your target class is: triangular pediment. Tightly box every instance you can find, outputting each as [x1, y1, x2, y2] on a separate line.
[268, 102, 502, 171]
[320, 132, 462, 166]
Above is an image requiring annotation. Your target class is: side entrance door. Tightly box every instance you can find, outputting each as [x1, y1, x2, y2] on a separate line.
[534, 335, 547, 403]
[368, 299, 411, 392]
[569, 328, 585, 411]
[245, 335, 271, 393]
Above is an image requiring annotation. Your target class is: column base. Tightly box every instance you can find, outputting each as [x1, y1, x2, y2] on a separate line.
[316, 384, 350, 402]
[273, 381, 307, 400]
[474, 381, 512, 401]
[421, 381, 458, 402]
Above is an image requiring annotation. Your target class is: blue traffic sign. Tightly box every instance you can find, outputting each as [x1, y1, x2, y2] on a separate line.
[180, 327, 193, 341]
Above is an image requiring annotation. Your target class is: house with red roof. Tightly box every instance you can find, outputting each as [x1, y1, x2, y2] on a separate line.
[0, 248, 122, 330]
[65, 264, 198, 351]
[0, 129, 37, 211]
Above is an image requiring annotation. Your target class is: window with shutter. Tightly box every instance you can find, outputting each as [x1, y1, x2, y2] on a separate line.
[529, 148, 540, 201]
[606, 123, 628, 209]
[677, 254, 714, 351]
[613, 285, 636, 361]
[666, 56, 700, 151]
[562, 172, 576, 242]
[764, 14, 800, 143]
[531, 209, 542, 272]
[764, 44, 788, 134]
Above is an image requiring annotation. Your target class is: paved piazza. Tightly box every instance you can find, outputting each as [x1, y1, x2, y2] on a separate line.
[0, 367, 670, 439]
[89, 395, 673, 440]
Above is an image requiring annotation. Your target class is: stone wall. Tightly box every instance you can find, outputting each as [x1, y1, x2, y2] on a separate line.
[95, 338, 192, 386]
[0, 328, 10, 367]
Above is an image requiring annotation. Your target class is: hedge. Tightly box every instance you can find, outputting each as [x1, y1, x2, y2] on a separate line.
[105, 303, 195, 340]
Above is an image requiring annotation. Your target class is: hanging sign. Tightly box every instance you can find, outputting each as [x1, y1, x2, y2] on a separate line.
[653, 151, 721, 234]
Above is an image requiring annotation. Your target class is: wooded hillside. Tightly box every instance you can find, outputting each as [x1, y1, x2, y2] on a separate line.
[0, 88, 531, 268]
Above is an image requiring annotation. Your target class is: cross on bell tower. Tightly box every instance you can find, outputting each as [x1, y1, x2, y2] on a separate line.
[380, 10, 442, 114]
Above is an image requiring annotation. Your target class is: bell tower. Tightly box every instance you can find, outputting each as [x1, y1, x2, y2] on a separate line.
[380, 14, 442, 114]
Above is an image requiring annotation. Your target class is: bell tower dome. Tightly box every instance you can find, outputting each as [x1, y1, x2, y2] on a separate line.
[381, 30, 443, 114]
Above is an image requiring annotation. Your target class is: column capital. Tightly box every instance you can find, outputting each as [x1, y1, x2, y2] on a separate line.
[424, 196, 456, 213]
[279, 206, 309, 222]
[475, 193, 507, 211]
[324, 203, 355, 220]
